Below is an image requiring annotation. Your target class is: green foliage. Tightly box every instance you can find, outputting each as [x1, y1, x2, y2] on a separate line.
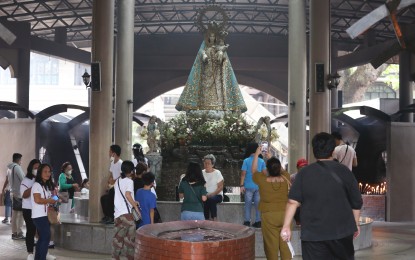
[160, 112, 256, 151]
[378, 64, 399, 90]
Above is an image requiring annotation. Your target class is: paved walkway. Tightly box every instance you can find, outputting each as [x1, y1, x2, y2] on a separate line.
[1, 220, 415, 259]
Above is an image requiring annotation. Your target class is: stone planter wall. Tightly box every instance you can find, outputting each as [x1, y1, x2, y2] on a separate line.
[157, 145, 244, 201]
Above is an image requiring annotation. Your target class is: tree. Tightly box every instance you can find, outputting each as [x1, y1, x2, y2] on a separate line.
[339, 63, 388, 104]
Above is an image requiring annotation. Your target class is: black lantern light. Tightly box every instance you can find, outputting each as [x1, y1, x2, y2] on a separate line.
[82, 69, 91, 88]
[327, 72, 341, 90]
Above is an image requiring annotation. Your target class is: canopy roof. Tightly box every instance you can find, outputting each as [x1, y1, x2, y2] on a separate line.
[0, 0, 414, 49]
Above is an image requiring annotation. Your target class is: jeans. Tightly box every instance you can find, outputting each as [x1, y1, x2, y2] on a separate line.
[244, 188, 261, 223]
[32, 216, 50, 260]
[181, 211, 205, 221]
[23, 209, 36, 253]
[4, 190, 11, 218]
[204, 195, 222, 220]
[5, 205, 11, 218]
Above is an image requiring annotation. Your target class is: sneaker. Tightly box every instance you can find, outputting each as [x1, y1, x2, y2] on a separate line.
[2, 218, 8, 224]
[11, 233, 18, 240]
[15, 234, 25, 240]
[48, 241, 55, 249]
[100, 216, 110, 224]
[105, 218, 114, 225]
[252, 221, 261, 228]
[27, 254, 34, 260]
[243, 221, 251, 227]
[46, 253, 56, 260]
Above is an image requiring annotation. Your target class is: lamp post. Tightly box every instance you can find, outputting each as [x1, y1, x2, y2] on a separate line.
[82, 69, 91, 107]
[82, 69, 91, 88]
[327, 72, 341, 90]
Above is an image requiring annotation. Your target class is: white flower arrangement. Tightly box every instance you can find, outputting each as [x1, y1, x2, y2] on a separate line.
[259, 124, 268, 139]
[270, 127, 279, 142]
[140, 126, 148, 140]
[154, 129, 161, 140]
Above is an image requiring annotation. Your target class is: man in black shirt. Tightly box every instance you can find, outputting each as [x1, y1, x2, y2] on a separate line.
[281, 132, 362, 260]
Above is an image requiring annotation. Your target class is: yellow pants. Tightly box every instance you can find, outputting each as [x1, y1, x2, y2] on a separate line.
[261, 211, 291, 260]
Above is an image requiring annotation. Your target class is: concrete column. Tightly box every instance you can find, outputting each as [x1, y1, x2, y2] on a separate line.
[16, 48, 30, 118]
[308, 0, 331, 161]
[114, 0, 135, 161]
[89, 0, 114, 223]
[399, 50, 413, 122]
[287, 0, 307, 173]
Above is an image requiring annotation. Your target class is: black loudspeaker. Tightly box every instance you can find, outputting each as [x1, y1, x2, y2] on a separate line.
[91, 62, 101, 92]
[315, 63, 325, 93]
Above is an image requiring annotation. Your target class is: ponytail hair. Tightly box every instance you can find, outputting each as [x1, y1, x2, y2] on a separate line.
[121, 160, 135, 178]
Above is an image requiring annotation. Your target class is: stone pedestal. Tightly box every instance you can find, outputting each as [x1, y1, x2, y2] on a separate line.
[146, 153, 163, 184]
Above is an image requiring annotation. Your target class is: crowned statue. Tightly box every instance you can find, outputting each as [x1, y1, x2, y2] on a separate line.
[175, 5, 247, 118]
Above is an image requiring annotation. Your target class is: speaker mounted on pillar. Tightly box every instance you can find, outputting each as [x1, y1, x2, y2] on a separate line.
[90, 62, 101, 92]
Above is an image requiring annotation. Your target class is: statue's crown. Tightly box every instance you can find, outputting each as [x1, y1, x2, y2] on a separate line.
[196, 4, 229, 37]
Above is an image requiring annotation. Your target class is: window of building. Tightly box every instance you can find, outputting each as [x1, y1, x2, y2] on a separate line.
[30, 53, 59, 85]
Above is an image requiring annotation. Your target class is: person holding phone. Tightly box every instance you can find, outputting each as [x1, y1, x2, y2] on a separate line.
[240, 143, 267, 228]
[252, 147, 291, 260]
[31, 163, 58, 260]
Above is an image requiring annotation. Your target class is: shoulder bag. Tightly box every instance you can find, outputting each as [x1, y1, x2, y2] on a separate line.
[188, 182, 204, 208]
[42, 186, 60, 224]
[11, 166, 23, 211]
[339, 144, 349, 163]
[317, 161, 350, 204]
[117, 179, 142, 222]
[280, 173, 292, 192]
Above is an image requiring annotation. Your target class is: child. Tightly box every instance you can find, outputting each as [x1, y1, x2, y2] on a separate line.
[134, 172, 157, 228]
[81, 179, 89, 195]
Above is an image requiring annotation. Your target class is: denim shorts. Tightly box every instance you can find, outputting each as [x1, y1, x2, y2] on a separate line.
[181, 211, 205, 221]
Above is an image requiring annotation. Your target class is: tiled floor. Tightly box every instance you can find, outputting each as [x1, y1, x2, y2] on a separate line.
[1, 219, 415, 259]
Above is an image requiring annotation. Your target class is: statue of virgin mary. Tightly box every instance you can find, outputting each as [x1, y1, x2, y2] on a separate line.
[175, 20, 247, 117]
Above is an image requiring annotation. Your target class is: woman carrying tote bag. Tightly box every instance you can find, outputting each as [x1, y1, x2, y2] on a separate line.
[112, 161, 140, 260]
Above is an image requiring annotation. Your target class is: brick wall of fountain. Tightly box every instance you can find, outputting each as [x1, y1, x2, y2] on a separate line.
[135, 220, 255, 260]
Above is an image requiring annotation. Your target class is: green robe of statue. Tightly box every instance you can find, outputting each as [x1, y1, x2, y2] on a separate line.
[175, 41, 247, 113]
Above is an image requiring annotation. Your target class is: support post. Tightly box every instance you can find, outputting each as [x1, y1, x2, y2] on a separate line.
[89, 0, 115, 223]
[399, 50, 413, 122]
[114, 0, 135, 160]
[288, 0, 307, 172]
[308, 0, 331, 161]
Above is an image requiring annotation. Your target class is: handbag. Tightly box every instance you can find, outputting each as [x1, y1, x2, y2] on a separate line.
[12, 197, 23, 211]
[48, 206, 61, 224]
[58, 191, 69, 203]
[117, 179, 142, 222]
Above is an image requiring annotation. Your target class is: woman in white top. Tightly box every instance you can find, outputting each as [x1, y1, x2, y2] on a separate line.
[113, 160, 140, 260]
[20, 159, 41, 260]
[31, 163, 58, 260]
[202, 154, 224, 221]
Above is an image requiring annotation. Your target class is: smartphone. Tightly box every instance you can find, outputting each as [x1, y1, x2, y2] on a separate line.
[261, 141, 268, 153]
[52, 195, 59, 201]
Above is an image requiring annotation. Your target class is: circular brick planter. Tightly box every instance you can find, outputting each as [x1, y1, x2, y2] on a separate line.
[135, 220, 255, 260]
